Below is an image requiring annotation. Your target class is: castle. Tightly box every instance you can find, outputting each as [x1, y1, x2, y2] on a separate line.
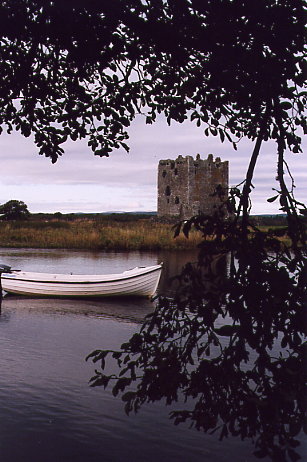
[157, 154, 229, 220]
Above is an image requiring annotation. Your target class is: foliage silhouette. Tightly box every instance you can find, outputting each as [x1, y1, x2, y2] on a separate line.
[0, 0, 305, 161]
[87, 192, 306, 461]
[0, 200, 30, 220]
[0, 1, 306, 460]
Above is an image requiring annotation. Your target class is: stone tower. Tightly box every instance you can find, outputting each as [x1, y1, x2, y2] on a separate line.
[157, 154, 229, 220]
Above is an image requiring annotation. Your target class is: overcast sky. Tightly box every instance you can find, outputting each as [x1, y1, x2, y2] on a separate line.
[0, 115, 305, 215]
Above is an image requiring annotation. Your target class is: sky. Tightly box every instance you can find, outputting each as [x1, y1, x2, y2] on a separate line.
[0, 115, 305, 215]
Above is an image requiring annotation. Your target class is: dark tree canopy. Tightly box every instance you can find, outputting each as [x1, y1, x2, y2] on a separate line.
[0, 0, 305, 161]
[1, 2, 306, 461]
[0, 200, 30, 220]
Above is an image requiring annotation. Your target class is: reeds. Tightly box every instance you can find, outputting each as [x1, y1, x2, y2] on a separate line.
[0, 219, 294, 250]
[0, 219, 202, 250]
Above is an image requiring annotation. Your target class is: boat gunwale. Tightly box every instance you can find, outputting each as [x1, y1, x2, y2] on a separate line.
[1, 265, 162, 286]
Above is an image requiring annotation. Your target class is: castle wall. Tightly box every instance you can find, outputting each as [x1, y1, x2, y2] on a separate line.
[157, 154, 229, 219]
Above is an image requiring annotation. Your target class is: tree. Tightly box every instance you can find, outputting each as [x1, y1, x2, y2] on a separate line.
[0, 1, 305, 163]
[1, 1, 306, 461]
[0, 200, 30, 220]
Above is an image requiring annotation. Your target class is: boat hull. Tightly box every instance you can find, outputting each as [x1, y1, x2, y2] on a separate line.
[1, 264, 162, 299]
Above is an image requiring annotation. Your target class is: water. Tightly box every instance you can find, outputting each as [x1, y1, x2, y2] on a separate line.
[0, 248, 302, 461]
[0, 247, 199, 296]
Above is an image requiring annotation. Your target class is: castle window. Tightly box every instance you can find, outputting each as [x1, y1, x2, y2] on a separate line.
[165, 186, 171, 196]
[175, 196, 180, 204]
[162, 170, 167, 177]
[174, 168, 178, 175]
[170, 161, 175, 169]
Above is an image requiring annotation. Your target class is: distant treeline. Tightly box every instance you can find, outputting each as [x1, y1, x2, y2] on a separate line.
[31, 212, 157, 222]
[249, 214, 287, 226]
[30, 212, 289, 227]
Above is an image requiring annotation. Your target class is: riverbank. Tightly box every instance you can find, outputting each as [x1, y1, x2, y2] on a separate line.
[0, 218, 202, 251]
[0, 214, 295, 251]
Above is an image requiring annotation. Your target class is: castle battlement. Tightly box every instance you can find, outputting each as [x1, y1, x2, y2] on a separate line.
[157, 154, 229, 219]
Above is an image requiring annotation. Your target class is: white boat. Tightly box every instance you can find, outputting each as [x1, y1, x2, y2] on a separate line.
[0, 264, 163, 298]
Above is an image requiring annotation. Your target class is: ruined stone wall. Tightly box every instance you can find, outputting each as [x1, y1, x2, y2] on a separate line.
[157, 154, 229, 219]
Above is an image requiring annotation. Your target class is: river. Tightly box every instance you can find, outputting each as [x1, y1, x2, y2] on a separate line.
[0, 248, 303, 462]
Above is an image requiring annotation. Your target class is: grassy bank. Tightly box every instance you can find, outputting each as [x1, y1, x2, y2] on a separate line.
[0, 219, 202, 251]
[0, 216, 296, 251]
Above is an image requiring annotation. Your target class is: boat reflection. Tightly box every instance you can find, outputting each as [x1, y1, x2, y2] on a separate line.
[1, 295, 155, 324]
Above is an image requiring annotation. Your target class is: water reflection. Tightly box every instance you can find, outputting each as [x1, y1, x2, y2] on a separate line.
[1, 248, 297, 462]
[90, 248, 305, 462]
[0, 288, 267, 462]
[2, 295, 155, 324]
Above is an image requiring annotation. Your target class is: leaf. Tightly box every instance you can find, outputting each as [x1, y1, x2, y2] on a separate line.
[215, 325, 238, 336]
[173, 222, 182, 238]
[191, 111, 199, 121]
[289, 439, 300, 449]
[253, 448, 268, 458]
[219, 424, 229, 440]
[89, 373, 110, 388]
[219, 129, 225, 143]
[182, 220, 192, 238]
[201, 111, 209, 122]
[85, 349, 104, 361]
[122, 391, 136, 402]
[120, 142, 130, 152]
[94, 149, 109, 157]
[267, 195, 279, 203]
[289, 421, 302, 437]
[280, 101, 292, 110]
[112, 378, 132, 397]
[124, 401, 133, 415]
[287, 448, 301, 462]
[119, 366, 129, 377]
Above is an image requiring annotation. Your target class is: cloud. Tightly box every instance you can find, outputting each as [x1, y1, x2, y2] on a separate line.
[0, 116, 305, 213]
